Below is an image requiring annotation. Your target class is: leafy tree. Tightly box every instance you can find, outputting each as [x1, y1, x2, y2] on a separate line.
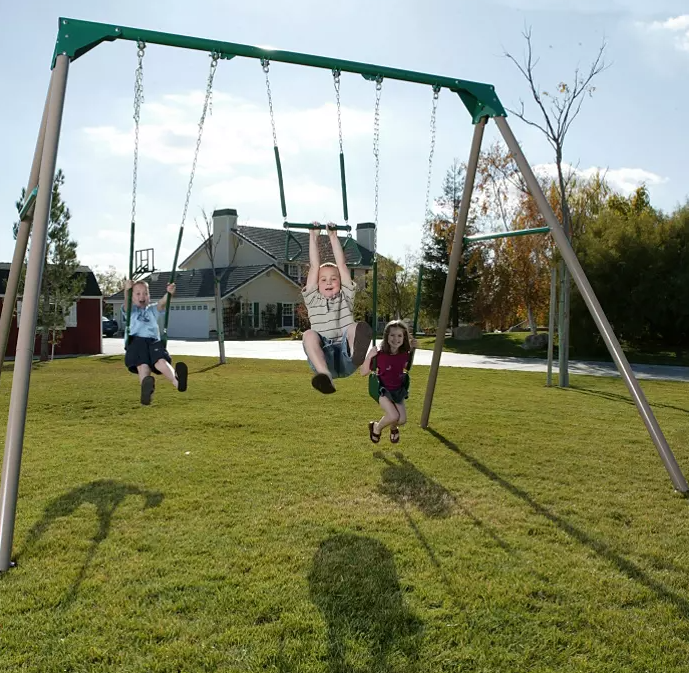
[14, 170, 85, 361]
[421, 160, 483, 329]
[95, 266, 125, 318]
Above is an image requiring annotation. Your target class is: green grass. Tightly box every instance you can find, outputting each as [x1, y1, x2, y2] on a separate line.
[416, 332, 689, 367]
[1, 356, 689, 672]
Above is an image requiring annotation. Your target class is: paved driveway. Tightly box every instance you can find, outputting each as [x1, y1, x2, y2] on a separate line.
[100, 338, 689, 382]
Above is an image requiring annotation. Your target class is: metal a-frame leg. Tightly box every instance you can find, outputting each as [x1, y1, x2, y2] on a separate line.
[420, 117, 486, 429]
[0, 55, 70, 572]
[495, 115, 687, 494]
[0, 79, 53, 380]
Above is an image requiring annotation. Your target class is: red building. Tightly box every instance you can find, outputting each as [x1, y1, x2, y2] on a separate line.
[0, 264, 103, 357]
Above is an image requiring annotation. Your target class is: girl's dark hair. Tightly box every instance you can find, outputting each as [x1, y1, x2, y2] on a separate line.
[381, 319, 411, 355]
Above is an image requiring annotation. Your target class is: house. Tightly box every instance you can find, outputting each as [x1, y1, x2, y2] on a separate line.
[107, 209, 376, 340]
[0, 264, 103, 357]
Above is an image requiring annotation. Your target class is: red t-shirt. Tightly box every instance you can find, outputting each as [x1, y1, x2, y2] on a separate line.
[376, 351, 410, 391]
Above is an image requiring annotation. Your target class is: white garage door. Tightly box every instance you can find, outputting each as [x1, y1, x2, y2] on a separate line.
[166, 304, 209, 339]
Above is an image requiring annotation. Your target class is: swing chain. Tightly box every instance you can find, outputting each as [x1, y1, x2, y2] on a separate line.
[180, 52, 220, 230]
[372, 76, 383, 260]
[261, 59, 279, 148]
[424, 85, 441, 223]
[332, 69, 344, 155]
[131, 40, 146, 227]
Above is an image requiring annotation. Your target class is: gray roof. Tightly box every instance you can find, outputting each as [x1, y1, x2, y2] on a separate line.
[106, 264, 296, 302]
[181, 226, 374, 269]
[238, 225, 374, 267]
[0, 263, 101, 296]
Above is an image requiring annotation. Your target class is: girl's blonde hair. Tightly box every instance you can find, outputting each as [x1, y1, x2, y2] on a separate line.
[381, 319, 411, 355]
[132, 280, 149, 291]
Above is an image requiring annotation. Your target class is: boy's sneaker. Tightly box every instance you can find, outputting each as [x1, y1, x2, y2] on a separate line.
[351, 322, 373, 368]
[141, 375, 155, 405]
[175, 362, 188, 393]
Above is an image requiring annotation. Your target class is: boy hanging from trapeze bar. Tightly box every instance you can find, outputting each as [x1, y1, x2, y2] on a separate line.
[123, 279, 188, 405]
[301, 224, 373, 394]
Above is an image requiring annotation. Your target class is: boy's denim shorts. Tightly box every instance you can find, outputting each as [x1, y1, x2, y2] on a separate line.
[304, 325, 357, 379]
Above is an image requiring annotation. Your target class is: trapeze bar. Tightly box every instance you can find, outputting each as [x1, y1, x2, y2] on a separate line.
[464, 226, 550, 243]
[52, 17, 505, 123]
[283, 222, 351, 231]
[17, 187, 39, 221]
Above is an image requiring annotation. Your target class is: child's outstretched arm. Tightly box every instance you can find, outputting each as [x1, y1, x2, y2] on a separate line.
[327, 224, 350, 283]
[304, 228, 320, 291]
[360, 345, 378, 376]
[157, 283, 176, 311]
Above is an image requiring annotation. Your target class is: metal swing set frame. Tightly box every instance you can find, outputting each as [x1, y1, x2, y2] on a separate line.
[0, 17, 686, 572]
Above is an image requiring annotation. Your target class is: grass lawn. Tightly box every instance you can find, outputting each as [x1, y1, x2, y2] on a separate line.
[416, 332, 689, 368]
[1, 356, 689, 672]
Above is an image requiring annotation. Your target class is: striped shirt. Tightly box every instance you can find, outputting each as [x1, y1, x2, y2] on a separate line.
[302, 280, 356, 340]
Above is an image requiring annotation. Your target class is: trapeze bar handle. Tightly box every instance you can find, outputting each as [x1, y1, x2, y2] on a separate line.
[274, 146, 287, 219]
[339, 152, 349, 223]
[342, 234, 362, 265]
[283, 222, 351, 231]
[285, 229, 303, 261]
[18, 186, 39, 221]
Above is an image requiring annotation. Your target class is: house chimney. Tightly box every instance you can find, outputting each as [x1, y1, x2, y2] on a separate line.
[212, 208, 238, 268]
[356, 222, 376, 254]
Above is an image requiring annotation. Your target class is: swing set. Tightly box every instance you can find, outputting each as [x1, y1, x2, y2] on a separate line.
[0, 17, 687, 573]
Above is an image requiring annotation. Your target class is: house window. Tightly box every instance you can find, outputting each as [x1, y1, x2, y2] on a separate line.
[65, 303, 78, 328]
[242, 301, 261, 328]
[287, 264, 306, 284]
[282, 303, 294, 328]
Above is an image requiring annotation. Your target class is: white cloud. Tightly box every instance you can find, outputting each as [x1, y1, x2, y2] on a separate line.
[203, 176, 338, 207]
[639, 14, 689, 53]
[82, 91, 372, 177]
[534, 163, 668, 194]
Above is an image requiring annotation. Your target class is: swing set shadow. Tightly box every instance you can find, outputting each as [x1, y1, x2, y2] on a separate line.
[13, 480, 164, 606]
[426, 427, 689, 616]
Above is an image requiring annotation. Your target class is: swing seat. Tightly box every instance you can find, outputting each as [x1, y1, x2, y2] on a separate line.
[368, 356, 410, 403]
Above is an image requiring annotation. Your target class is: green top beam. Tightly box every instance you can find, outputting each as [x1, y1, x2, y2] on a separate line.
[464, 226, 551, 243]
[52, 17, 506, 124]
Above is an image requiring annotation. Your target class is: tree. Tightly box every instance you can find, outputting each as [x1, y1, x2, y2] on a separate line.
[196, 209, 226, 364]
[14, 170, 85, 361]
[505, 27, 608, 385]
[95, 266, 125, 318]
[422, 160, 483, 329]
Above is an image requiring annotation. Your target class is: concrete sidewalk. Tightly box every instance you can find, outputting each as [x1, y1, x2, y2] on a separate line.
[100, 338, 689, 383]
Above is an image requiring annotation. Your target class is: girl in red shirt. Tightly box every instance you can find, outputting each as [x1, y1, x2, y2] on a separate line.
[361, 320, 417, 444]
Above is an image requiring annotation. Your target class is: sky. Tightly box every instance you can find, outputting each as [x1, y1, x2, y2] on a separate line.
[1, 0, 688, 278]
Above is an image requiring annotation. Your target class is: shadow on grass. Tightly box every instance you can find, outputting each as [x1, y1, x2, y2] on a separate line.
[308, 533, 423, 673]
[427, 427, 689, 617]
[374, 451, 512, 598]
[569, 384, 689, 416]
[16, 480, 164, 606]
[194, 362, 224, 375]
[375, 450, 455, 518]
